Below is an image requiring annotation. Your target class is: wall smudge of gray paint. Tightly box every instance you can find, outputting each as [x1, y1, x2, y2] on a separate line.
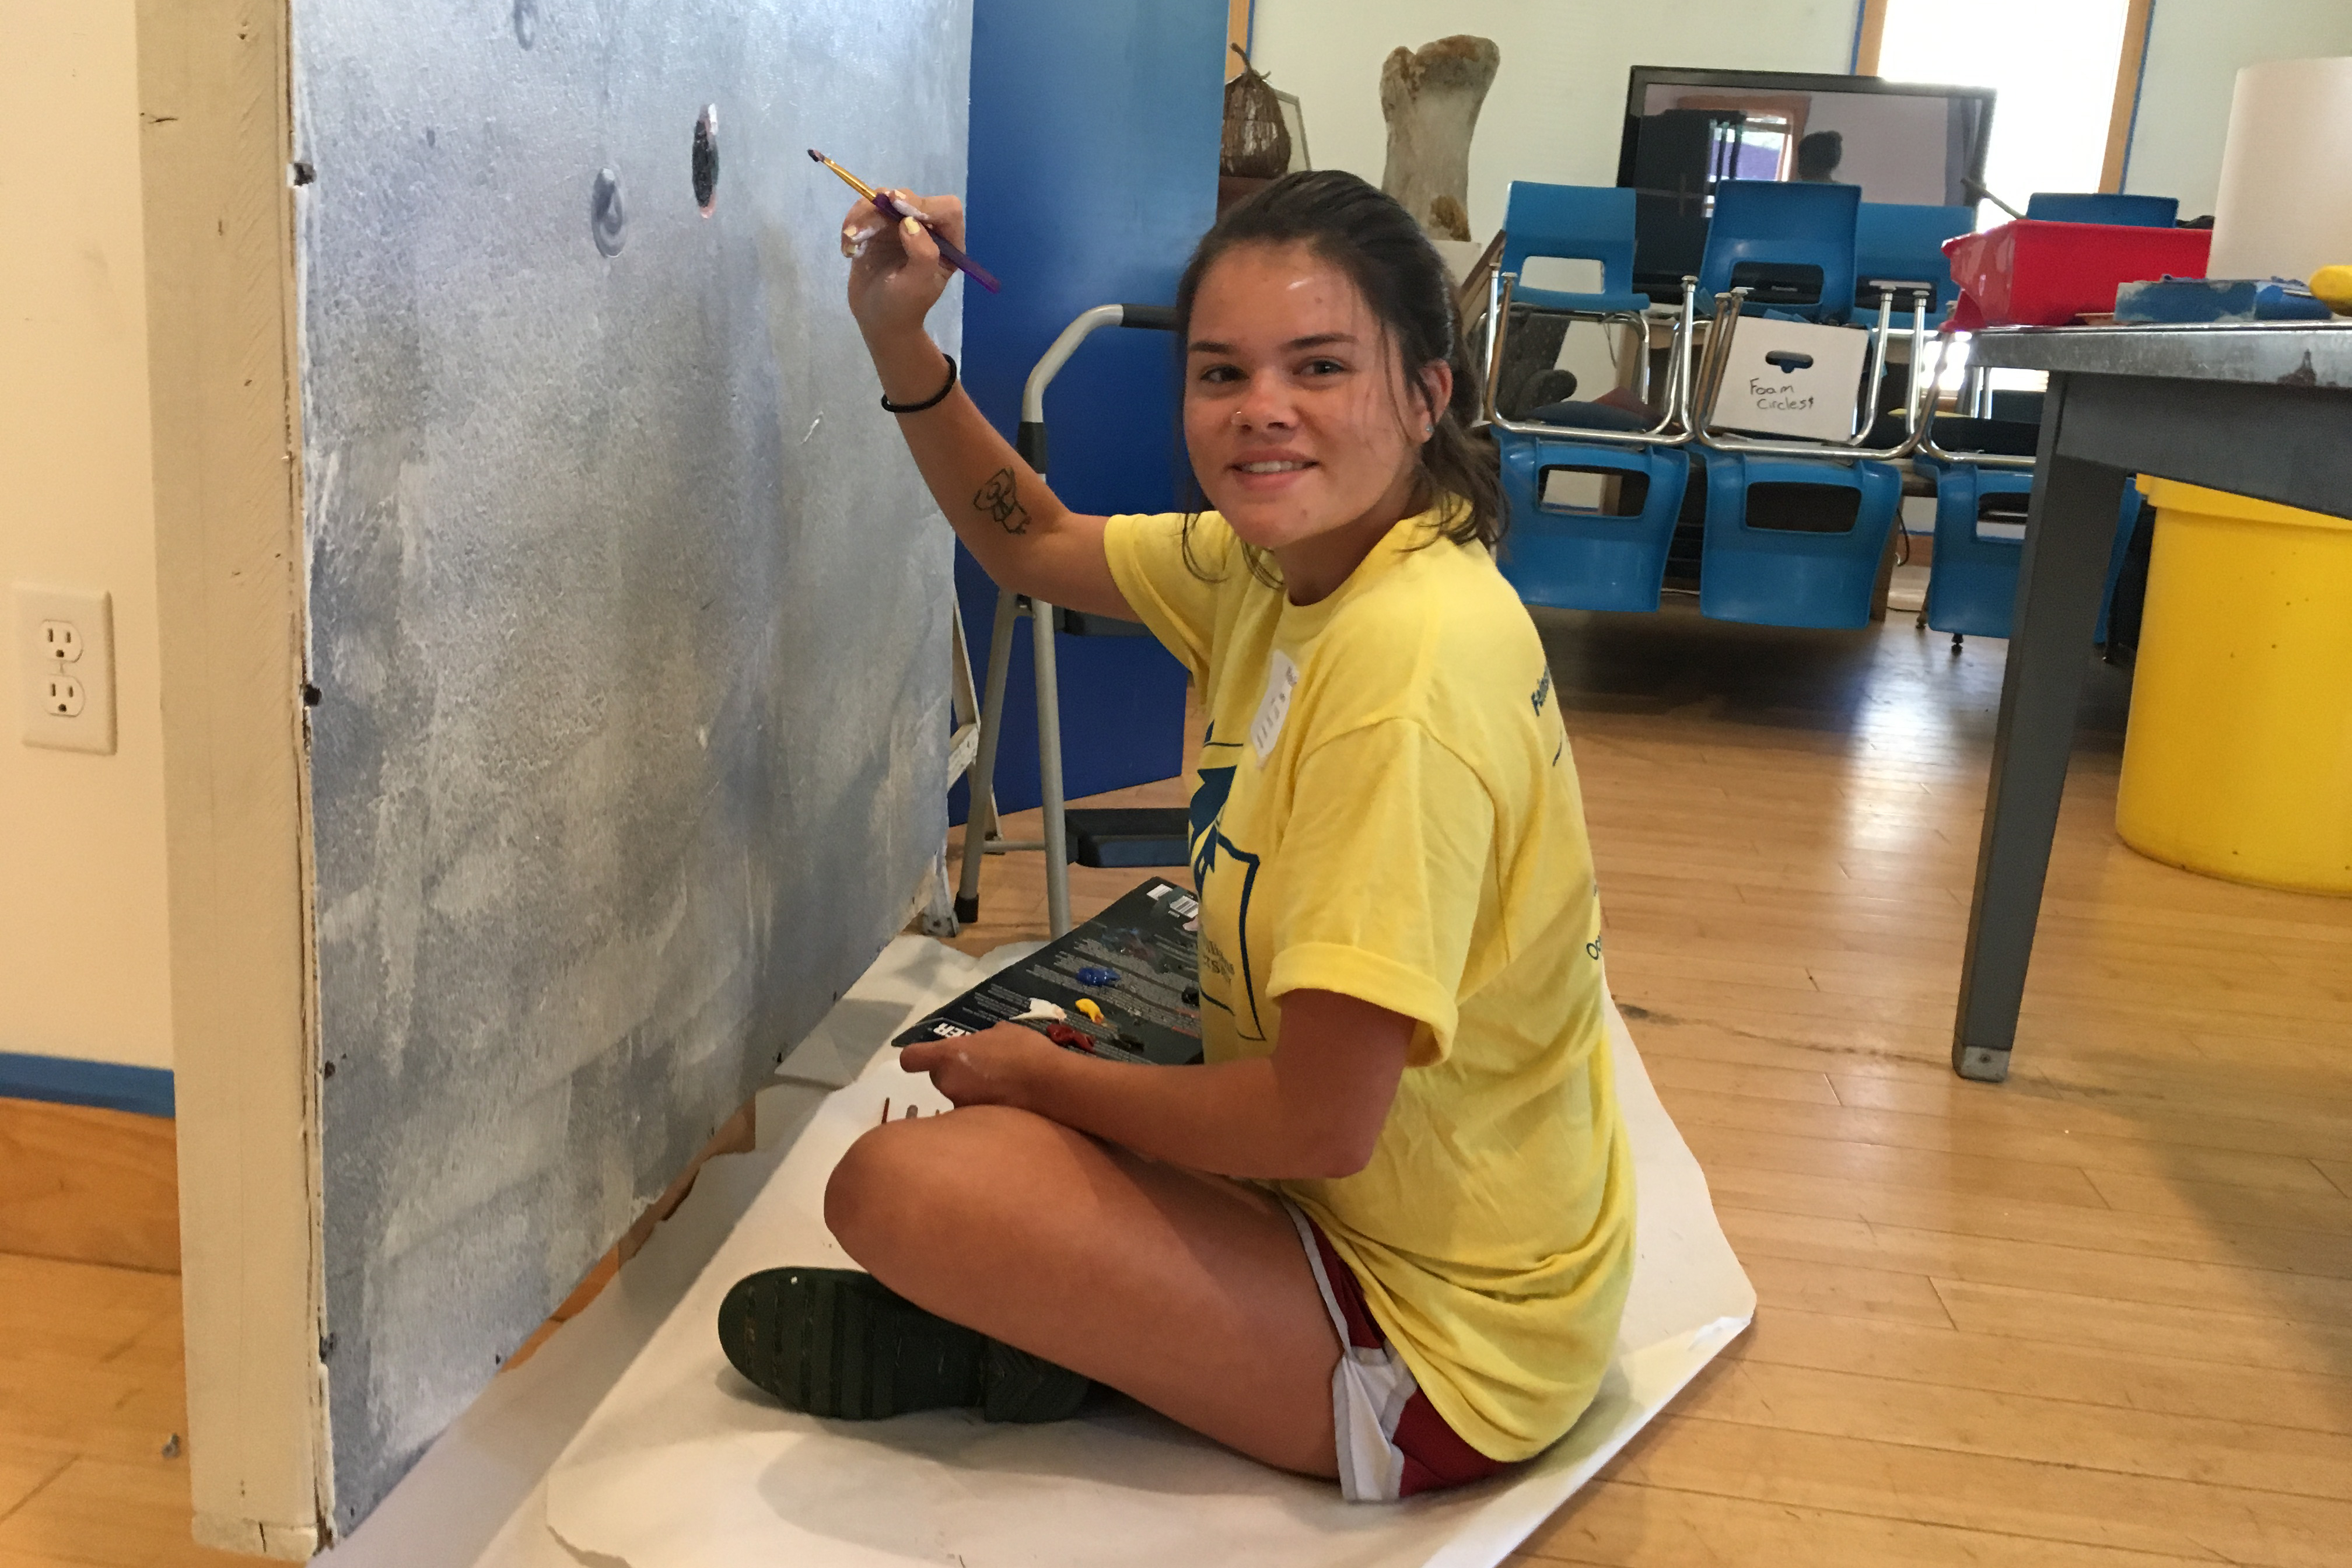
[290, 0, 971, 1534]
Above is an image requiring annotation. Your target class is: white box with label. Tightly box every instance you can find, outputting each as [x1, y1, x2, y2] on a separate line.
[1712, 316, 1872, 443]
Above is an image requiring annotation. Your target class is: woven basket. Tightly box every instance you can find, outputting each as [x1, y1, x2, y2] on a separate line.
[1222, 46, 1293, 180]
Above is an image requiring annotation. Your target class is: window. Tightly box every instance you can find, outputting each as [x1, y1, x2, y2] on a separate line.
[1866, 0, 2148, 400]
[1672, 93, 1813, 184]
[1867, 0, 2142, 220]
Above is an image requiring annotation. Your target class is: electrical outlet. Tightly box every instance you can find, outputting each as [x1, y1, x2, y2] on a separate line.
[43, 673, 86, 717]
[16, 584, 116, 755]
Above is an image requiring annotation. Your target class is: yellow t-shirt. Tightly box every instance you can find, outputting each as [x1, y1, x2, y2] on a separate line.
[1102, 504, 1635, 1463]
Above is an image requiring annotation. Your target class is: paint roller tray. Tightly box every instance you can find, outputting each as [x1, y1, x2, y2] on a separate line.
[1945, 219, 2213, 328]
[1063, 806, 1191, 868]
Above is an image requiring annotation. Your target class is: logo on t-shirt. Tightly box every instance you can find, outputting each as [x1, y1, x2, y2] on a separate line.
[1531, 666, 1553, 716]
[1188, 724, 1268, 1044]
[1190, 726, 1238, 876]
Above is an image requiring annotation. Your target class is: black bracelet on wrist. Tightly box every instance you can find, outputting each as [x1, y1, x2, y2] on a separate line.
[880, 352, 957, 414]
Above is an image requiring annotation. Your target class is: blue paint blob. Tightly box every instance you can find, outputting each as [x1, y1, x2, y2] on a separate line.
[1076, 965, 1119, 988]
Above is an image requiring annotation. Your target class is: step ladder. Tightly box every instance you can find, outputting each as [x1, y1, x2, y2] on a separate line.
[943, 303, 1195, 937]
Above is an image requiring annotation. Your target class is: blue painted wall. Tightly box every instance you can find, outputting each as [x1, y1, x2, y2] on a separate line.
[953, 0, 1223, 817]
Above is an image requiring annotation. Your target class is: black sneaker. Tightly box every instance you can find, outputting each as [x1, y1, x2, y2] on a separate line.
[718, 1266, 1091, 1423]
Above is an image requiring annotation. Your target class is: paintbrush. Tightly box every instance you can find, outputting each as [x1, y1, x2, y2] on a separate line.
[811, 149, 1001, 294]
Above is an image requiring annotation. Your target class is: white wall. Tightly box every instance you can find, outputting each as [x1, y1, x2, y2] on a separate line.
[2124, 0, 2352, 215]
[1249, 0, 1860, 240]
[0, 0, 174, 1071]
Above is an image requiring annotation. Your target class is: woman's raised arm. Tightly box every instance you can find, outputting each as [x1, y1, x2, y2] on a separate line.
[845, 193, 1134, 620]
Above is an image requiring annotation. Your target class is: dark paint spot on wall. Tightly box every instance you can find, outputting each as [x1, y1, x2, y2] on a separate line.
[591, 167, 627, 257]
[512, 0, 537, 49]
[692, 104, 720, 215]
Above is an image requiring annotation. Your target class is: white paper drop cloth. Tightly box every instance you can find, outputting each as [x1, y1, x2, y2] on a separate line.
[542, 938, 1754, 1568]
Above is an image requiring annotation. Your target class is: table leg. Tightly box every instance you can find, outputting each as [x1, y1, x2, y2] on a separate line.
[1954, 385, 2129, 1083]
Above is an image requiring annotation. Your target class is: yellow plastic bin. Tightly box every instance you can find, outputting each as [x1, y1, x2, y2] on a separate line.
[2116, 477, 2352, 895]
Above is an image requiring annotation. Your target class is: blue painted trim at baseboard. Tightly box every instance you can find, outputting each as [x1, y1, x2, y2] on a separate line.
[0, 1052, 175, 1118]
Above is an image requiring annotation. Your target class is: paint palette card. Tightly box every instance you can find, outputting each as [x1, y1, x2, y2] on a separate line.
[892, 878, 1205, 1065]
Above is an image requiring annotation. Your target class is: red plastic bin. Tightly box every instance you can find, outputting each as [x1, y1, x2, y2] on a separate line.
[1945, 219, 2213, 328]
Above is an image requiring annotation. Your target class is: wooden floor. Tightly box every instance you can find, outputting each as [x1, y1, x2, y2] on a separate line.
[1518, 606, 2352, 1567]
[958, 603, 2352, 1567]
[6, 603, 2350, 1565]
[0, 1110, 244, 1568]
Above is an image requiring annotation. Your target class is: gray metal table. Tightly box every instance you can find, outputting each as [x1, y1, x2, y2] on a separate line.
[1953, 324, 2352, 1082]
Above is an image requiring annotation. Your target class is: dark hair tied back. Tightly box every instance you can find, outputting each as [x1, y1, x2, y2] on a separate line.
[1172, 170, 1503, 569]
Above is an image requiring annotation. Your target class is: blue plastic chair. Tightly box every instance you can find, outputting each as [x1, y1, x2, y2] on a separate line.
[1498, 444, 1692, 610]
[1698, 456, 1904, 628]
[1854, 202, 1973, 320]
[1497, 183, 1654, 316]
[1696, 180, 1860, 325]
[2024, 192, 2180, 228]
[1492, 181, 1690, 612]
[1920, 463, 2148, 641]
[1920, 463, 2034, 638]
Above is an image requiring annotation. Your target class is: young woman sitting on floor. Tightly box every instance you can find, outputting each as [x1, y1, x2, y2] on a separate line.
[719, 170, 1634, 1502]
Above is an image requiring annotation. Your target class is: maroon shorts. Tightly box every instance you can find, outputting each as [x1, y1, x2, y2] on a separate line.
[1285, 1204, 1514, 1500]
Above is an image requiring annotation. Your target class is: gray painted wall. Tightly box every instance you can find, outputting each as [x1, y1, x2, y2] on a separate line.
[292, 0, 967, 1531]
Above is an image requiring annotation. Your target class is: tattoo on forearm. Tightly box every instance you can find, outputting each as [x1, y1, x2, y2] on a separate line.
[973, 468, 1031, 536]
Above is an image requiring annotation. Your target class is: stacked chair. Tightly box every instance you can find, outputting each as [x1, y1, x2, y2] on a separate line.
[1693, 178, 1863, 323]
[1913, 344, 2148, 647]
[1910, 189, 2161, 645]
[1485, 178, 1937, 628]
[1681, 181, 1934, 629]
[1482, 183, 1698, 612]
[1482, 182, 2151, 643]
[1854, 203, 1972, 320]
[1848, 201, 2029, 641]
[1913, 400, 2040, 641]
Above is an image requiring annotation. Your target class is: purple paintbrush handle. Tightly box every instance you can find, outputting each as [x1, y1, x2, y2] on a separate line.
[870, 189, 1002, 294]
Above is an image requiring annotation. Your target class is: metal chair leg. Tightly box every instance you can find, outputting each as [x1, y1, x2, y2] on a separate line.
[1031, 598, 1072, 937]
[956, 590, 1021, 924]
[918, 851, 958, 938]
[928, 590, 987, 936]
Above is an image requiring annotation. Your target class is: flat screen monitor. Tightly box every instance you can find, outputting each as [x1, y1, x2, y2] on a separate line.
[1616, 66, 1995, 292]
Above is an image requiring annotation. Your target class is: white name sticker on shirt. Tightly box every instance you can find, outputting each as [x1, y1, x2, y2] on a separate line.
[1250, 649, 1301, 767]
